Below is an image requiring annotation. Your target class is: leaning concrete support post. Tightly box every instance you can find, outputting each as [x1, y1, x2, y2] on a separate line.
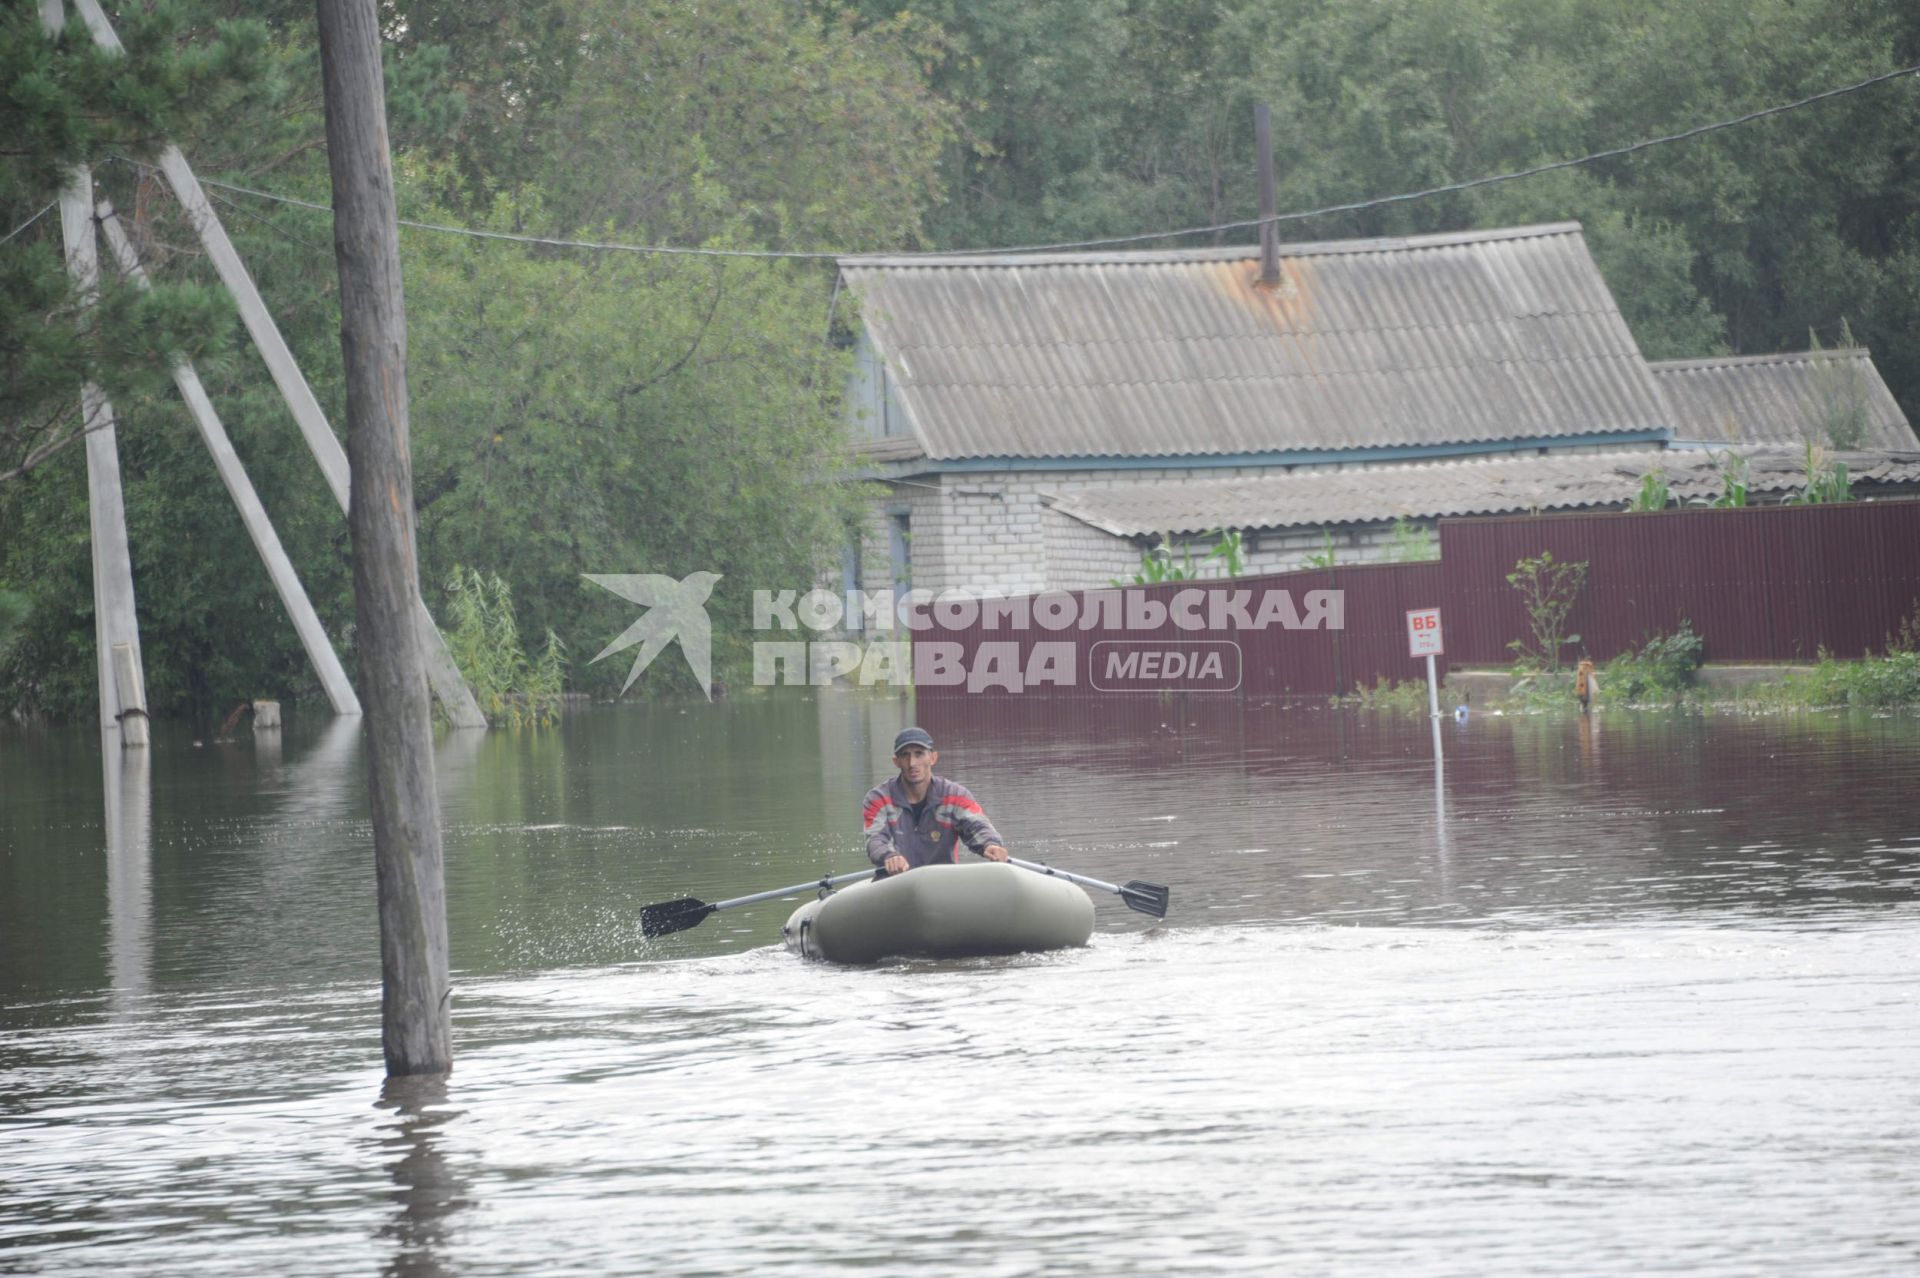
[317, 0, 451, 1075]
[110, 642, 149, 746]
[98, 203, 363, 718]
[43, 1, 146, 744]
[70, 0, 486, 731]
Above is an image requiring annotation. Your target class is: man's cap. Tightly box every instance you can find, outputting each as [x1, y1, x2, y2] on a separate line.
[893, 727, 935, 754]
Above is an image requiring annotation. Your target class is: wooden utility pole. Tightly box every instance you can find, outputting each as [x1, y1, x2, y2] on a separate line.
[316, 0, 451, 1075]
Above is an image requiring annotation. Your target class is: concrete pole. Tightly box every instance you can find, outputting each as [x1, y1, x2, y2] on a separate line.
[68, 0, 487, 725]
[69, 0, 487, 731]
[103, 742, 153, 1010]
[42, 0, 146, 745]
[317, 0, 452, 1076]
[98, 203, 363, 718]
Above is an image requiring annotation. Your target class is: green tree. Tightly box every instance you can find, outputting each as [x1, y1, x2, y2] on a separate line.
[875, 0, 1919, 412]
[3, 0, 948, 719]
[402, 184, 876, 696]
[1, 1, 274, 482]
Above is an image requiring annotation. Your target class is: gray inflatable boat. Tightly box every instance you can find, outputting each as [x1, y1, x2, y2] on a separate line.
[782, 862, 1095, 964]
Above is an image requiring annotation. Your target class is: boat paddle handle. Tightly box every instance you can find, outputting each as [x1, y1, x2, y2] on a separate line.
[998, 853, 1121, 895]
[975, 850, 1172, 919]
[641, 868, 874, 937]
[709, 869, 875, 912]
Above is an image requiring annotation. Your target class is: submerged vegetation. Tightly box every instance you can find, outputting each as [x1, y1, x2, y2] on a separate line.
[445, 569, 566, 728]
[1602, 622, 1706, 701]
[1339, 677, 1434, 713]
[1348, 610, 1920, 715]
[1723, 652, 1920, 710]
[1725, 602, 1920, 710]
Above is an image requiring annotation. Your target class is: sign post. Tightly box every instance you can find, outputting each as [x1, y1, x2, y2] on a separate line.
[1406, 607, 1444, 720]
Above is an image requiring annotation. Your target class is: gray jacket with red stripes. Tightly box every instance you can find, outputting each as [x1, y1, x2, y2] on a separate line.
[862, 774, 1004, 869]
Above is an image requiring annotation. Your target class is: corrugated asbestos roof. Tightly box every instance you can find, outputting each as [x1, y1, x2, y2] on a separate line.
[1651, 350, 1917, 451]
[838, 224, 1673, 462]
[1042, 448, 1920, 536]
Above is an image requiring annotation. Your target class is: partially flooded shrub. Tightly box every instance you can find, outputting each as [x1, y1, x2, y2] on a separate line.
[1605, 622, 1704, 701]
[446, 567, 566, 727]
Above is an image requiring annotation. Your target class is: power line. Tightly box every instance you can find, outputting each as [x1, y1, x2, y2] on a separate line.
[2, 202, 57, 246]
[139, 169, 846, 261]
[119, 60, 1920, 262]
[1011, 60, 1920, 253]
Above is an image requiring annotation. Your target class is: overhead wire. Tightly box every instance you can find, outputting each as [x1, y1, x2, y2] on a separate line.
[990, 59, 1920, 253]
[106, 59, 1920, 262]
[2, 202, 58, 246]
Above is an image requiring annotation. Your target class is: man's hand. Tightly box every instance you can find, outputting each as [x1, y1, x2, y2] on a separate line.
[982, 844, 1010, 862]
[884, 853, 909, 875]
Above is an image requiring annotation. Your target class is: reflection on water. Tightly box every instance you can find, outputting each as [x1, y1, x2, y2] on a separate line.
[103, 743, 151, 1011]
[377, 1076, 468, 1278]
[3, 694, 1920, 1275]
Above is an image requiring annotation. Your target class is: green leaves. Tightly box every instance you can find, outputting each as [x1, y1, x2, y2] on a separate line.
[1604, 621, 1705, 701]
[1303, 531, 1338, 570]
[1711, 452, 1750, 508]
[1787, 440, 1854, 505]
[1111, 529, 1245, 586]
[1628, 467, 1671, 512]
[1506, 550, 1589, 672]
[402, 181, 869, 697]
[1386, 518, 1436, 563]
[444, 566, 563, 727]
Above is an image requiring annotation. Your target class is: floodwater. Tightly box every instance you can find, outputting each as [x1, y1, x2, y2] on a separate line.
[3, 694, 1918, 1276]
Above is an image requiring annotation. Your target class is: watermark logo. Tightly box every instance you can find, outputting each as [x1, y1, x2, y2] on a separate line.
[1090, 640, 1242, 692]
[584, 572, 721, 698]
[587, 575, 1340, 695]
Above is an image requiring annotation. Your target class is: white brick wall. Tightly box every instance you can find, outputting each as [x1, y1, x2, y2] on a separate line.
[857, 465, 1455, 598]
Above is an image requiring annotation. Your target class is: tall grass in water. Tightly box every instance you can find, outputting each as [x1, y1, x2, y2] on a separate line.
[445, 568, 566, 727]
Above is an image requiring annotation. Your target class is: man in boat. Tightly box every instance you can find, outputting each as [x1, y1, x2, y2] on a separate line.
[863, 727, 1011, 876]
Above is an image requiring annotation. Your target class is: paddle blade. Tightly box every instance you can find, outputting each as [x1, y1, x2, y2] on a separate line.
[640, 897, 715, 938]
[1119, 880, 1170, 919]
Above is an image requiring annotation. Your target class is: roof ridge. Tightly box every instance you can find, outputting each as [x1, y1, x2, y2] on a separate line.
[839, 222, 1584, 270]
[886, 310, 1630, 352]
[1651, 348, 1872, 372]
[901, 351, 1659, 392]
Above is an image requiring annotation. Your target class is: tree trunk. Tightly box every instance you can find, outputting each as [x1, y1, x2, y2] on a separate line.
[316, 0, 451, 1076]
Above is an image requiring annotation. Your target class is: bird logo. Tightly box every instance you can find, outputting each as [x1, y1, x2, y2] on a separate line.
[584, 571, 722, 699]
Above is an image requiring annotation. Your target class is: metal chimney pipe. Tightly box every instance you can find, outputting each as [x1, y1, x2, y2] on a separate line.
[1254, 103, 1279, 288]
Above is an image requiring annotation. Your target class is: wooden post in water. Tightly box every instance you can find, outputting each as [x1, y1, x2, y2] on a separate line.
[316, 0, 451, 1075]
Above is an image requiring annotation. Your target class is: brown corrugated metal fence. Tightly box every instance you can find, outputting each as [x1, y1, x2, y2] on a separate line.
[1438, 502, 1920, 663]
[915, 501, 1920, 697]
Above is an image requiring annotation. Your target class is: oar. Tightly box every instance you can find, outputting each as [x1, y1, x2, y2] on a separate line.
[640, 870, 873, 938]
[982, 850, 1171, 919]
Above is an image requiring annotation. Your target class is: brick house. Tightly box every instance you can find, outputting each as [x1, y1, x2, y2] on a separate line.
[835, 223, 1916, 598]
